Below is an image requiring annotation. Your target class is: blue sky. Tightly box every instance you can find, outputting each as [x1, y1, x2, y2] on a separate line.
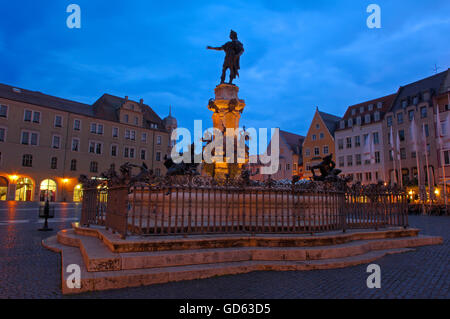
[0, 0, 449, 137]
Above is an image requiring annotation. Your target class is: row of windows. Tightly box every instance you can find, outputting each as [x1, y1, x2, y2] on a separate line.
[387, 107, 428, 127]
[345, 172, 381, 183]
[340, 112, 381, 129]
[19, 155, 164, 173]
[305, 146, 329, 157]
[337, 133, 380, 150]
[338, 152, 381, 167]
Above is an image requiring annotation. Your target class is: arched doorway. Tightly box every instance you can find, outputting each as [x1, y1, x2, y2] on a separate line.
[73, 184, 83, 202]
[15, 177, 34, 201]
[0, 176, 8, 201]
[39, 179, 57, 202]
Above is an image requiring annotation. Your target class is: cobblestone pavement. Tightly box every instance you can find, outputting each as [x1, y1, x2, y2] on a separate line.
[0, 202, 448, 299]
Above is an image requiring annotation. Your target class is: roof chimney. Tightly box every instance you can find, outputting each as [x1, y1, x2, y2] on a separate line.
[140, 98, 144, 105]
[125, 96, 129, 102]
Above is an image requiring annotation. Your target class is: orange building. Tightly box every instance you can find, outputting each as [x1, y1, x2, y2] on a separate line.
[302, 108, 341, 180]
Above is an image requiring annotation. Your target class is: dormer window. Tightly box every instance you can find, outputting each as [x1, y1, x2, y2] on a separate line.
[413, 96, 419, 105]
[356, 117, 362, 126]
[368, 104, 374, 111]
[377, 102, 383, 109]
[374, 112, 380, 121]
[402, 100, 408, 108]
[348, 119, 353, 127]
[351, 109, 356, 116]
[365, 114, 371, 124]
[423, 92, 430, 101]
[360, 106, 365, 113]
[340, 120, 345, 129]
[124, 114, 129, 123]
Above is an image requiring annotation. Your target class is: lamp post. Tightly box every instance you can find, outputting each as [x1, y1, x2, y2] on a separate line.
[62, 178, 69, 202]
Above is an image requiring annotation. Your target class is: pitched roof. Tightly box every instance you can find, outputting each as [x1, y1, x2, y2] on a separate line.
[0, 83, 165, 130]
[318, 111, 341, 136]
[390, 70, 448, 112]
[337, 93, 397, 131]
[279, 130, 305, 155]
[0, 83, 94, 117]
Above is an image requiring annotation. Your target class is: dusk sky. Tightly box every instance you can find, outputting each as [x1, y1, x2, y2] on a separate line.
[1, 0, 449, 137]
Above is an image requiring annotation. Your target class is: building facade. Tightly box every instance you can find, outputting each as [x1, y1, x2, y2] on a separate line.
[248, 130, 305, 181]
[0, 83, 174, 202]
[335, 94, 396, 184]
[302, 109, 341, 180]
[383, 70, 449, 188]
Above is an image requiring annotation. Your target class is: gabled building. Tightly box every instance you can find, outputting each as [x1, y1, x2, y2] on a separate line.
[302, 109, 341, 180]
[335, 94, 396, 184]
[0, 83, 173, 202]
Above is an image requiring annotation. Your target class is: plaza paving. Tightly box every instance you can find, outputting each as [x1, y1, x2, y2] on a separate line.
[0, 202, 448, 299]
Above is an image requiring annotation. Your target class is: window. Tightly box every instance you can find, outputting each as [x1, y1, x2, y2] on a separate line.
[319, 133, 324, 140]
[89, 141, 103, 155]
[424, 124, 429, 137]
[368, 104, 374, 111]
[293, 164, 297, 171]
[32, 111, 41, 123]
[338, 139, 344, 150]
[375, 152, 381, 164]
[112, 127, 119, 138]
[355, 136, 361, 147]
[111, 145, 118, 157]
[408, 110, 414, 121]
[373, 132, 380, 145]
[356, 116, 362, 126]
[21, 131, 39, 146]
[70, 159, 77, 171]
[363, 134, 369, 146]
[323, 146, 329, 155]
[286, 164, 290, 171]
[90, 123, 97, 133]
[157, 135, 162, 145]
[360, 106, 365, 113]
[312, 134, 316, 141]
[71, 138, 80, 152]
[347, 155, 353, 167]
[141, 149, 147, 160]
[305, 149, 310, 156]
[402, 100, 408, 108]
[365, 172, 372, 182]
[420, 107, 427, 118]
[397, 113, 403, 124]
[351, 109, 356, 116]
[134, 117, 139, 125]
[314, 147, 320, 156]
[97, 124, 103, 135]
[413, 96, 419, 105]
[90, 162, 98, 173]
[356, 154, 362, 166]
[346, 137, 352, 149]
[50, 157, 58, 169]
[389, 150, 394, 161]
[0, 105, 8, 118]
[399, 130, 405, 142]
[400, 148, 406, 160]
[365, 114, 371, 124]
[356, 173, 363, 181]
[131, 130, 136, 140]
[22, 154, 33, 167]
[24, 110, 32, 122]
[90, 123, 103, 134]
[0, 127, 5, 142]
[155, 168, 161, 177]
[348, 119, 353, 127]
[444, 151, 450, 165]
[387, 116, 393, 127]
[124, 114, 129, 123]
[124, 147, 135, 158]
[316, 124, 320, 129]
[52, 135, 61, 149]
[340, 121, 345, 129]
[74, 119, 81, 131]
[142, 132, 147, 142]
[54, 115, 62, 128]
[156, 152, 161, 162]
[339, 156, 345, 167]
[377, 102, 383, 109]
[412, 151, 417, 159]
[374, 112, 380, 121]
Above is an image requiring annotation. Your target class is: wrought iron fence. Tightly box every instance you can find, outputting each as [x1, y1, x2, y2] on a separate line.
[79, 175, 409, 238]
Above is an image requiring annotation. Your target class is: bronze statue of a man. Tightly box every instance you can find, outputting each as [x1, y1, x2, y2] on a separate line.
[207, 30, 244, 84]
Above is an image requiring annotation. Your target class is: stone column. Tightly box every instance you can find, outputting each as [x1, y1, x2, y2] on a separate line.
[207, 84, 246, 178]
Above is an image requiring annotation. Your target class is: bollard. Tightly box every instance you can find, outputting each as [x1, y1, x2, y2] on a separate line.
[38, 200, 53, 232]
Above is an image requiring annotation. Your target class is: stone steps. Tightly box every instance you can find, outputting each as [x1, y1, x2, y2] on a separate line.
[43, 234, 416, 295]
[42, 223, 443, 295]
[55, 228, 442, 272]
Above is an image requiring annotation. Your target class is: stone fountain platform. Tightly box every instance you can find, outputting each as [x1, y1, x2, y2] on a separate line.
[42, 222, 442, 295]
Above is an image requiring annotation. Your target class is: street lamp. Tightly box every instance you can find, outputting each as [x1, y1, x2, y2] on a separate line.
[62, 178, 69, 202]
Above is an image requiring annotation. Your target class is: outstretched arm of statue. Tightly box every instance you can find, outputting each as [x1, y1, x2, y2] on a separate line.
[206, 46, 223, 51]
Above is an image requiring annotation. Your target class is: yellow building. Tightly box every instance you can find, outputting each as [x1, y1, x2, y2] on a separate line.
[0, 83, 174, 202]
[302, 108, 341, 179]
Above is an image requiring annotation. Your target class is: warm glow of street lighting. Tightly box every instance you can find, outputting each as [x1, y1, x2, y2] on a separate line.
[9, 175, 19, 182]
[434, 189, 440, 196]
[63, 178, 69, 184]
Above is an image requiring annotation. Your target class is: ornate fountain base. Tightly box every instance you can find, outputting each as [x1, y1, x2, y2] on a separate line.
[207, 84, 246, 179]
